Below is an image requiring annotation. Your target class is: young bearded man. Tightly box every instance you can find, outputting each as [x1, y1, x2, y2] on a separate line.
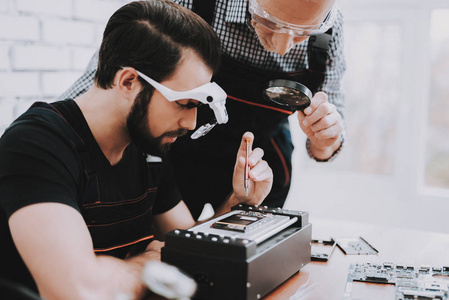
[0, 1, 273, 299]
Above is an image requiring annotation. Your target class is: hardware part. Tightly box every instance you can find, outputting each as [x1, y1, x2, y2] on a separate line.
[311, 238, 336, 262]
[345, 263, 449, 300]
[335, 236, 378, 255]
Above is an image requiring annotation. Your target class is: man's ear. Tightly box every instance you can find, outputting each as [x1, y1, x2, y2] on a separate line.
[115, 67, 142, 103]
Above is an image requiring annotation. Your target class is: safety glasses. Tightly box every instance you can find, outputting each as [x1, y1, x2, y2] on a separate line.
[136, 70, 229, 139]
[247, 0, 338, 37]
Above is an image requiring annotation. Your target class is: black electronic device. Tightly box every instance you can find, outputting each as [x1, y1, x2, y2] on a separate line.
[161, 204, 312, 300]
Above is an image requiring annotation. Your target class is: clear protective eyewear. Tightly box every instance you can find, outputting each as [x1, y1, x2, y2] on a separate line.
[136, 70, 228, 139]
[247, 0, 338, 37]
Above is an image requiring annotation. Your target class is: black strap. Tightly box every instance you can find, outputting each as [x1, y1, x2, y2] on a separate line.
[9, 102, 100, 205]
[9, 102, 85, 152]
[305, 28, 333, 91]
[192, 0, 216, 24]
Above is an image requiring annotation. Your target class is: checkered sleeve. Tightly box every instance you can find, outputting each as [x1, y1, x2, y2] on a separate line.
[305, 11, 346, 162]
[321, 11, 346, 122]
[58, 50, 99, 100]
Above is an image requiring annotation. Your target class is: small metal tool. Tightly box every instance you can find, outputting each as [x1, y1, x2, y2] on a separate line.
[245, 138, 251, 196]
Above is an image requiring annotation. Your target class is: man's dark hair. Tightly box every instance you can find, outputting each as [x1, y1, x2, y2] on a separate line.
[94, 0, 221, 89]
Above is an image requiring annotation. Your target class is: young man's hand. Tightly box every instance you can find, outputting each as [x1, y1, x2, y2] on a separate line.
[231, 132, 273, 205]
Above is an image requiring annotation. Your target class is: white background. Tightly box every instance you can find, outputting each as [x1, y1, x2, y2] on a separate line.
[285, 0, 449, 235]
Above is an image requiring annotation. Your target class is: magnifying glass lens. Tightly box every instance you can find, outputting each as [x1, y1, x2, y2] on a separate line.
[265, 87, 309, 106]
[264, 80, 312, 111]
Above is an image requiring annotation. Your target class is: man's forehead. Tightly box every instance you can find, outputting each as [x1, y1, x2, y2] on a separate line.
[258, 0, 335, 25]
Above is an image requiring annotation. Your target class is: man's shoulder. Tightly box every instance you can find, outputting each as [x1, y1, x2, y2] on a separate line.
[0, 103, 84, 222]
[1, 100, 84, 159]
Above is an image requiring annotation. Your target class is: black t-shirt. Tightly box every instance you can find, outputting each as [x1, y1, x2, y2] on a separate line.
[0, 100, 181, 291]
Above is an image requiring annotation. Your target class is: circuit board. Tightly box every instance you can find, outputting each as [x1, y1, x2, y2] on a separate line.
[345, 262, 449, 299]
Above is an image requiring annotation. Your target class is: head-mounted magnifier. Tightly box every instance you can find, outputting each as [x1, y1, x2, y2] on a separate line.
[136, 70, 228, 139]
[264, 79, 312, 111]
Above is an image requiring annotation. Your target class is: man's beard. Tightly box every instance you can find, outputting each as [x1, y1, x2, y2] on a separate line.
[126, 90, 188, 157]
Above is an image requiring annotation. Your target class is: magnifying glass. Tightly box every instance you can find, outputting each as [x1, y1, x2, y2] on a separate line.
[263, 79, 312, 111]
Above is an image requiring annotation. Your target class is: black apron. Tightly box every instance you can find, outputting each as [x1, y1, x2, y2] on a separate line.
[170, 0, 332, 219]
[13, 102, 158, 259]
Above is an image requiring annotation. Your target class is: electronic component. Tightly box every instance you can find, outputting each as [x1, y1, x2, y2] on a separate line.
[190, 206, 302, 243]
[311, 238, 336, 262]
[162, 204, 312, 300]
[211, 211, 271, 233]
[344, 262, 449, 300]
[335, 236, 378, 255]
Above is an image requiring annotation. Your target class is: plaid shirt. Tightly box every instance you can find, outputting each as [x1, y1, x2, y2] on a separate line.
[59, 0, 346, 160]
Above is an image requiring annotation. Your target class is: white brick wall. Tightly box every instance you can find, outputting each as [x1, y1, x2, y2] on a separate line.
[16, 0, 72, 18]
[74, 0, 125, 23]
[0, 99, 16, 128]
[42, 19, 97, 46]
[42, 71, 83, 96]
[0, 72, 40, 97]
[72, 47, 96, 71]
[0, 16, 39, 41]
[13, 45, 72, 70]
[0, 45, 9, 70]
[0, 0, 130, 127]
